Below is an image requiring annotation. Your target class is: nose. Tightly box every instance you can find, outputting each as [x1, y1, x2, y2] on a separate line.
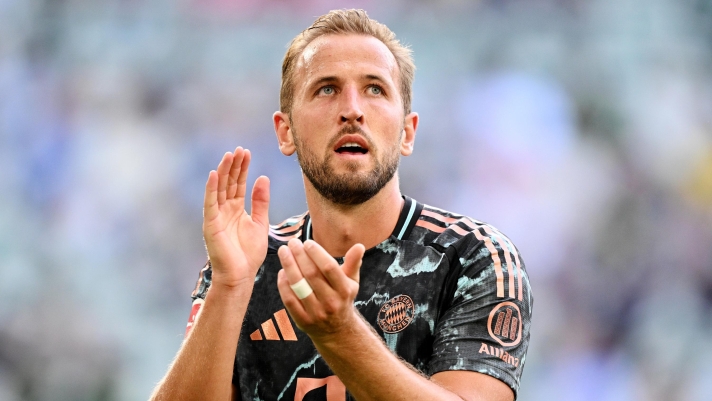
[339, 86, 364, 123]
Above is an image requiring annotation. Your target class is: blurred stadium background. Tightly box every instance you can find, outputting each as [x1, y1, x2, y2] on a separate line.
[2, 0, 712, 400]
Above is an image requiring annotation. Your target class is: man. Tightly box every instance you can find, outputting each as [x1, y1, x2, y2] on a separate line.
[151, 9, 532, 401]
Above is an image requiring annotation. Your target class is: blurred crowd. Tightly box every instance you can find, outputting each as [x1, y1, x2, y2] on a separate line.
[1, 0, 711, 400]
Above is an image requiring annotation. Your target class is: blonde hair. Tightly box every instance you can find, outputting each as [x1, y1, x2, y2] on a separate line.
[280, 9, 415, 115]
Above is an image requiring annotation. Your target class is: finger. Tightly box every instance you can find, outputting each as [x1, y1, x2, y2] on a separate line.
[278, 245, 306, 286]
[287, 239, 338, 308]
[216, 152, 233, 205]
[203, 170, 219, 221]
[279, 244, 323, 304]
[226, 147, 245, 199]
[236, 149, 251, 199]
[287, 239, 334, 294]
[303, 240, 350, 293]
[250, 176, 270, 230]
[276, 269, 308, 322]
[342, 243, 365, 283]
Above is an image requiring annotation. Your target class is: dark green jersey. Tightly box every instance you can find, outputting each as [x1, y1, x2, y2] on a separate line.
[188, 196, 533, 400]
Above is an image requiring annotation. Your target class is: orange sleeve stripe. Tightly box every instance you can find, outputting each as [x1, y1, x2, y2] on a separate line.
[415, 219, 446, 233]
[482, 225, 516, 299]
[419, 208, 518, 300]
[471, 228, 505, 298]
[421, 208, 461, 224]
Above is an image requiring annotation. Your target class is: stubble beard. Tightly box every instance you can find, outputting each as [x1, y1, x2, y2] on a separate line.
[293, 125, 400, 206]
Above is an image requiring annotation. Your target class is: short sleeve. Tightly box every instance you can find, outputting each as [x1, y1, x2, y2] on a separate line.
[427, 229, 533, 398]
[191, 260, 212, 301]
[185, 260, 211, 338]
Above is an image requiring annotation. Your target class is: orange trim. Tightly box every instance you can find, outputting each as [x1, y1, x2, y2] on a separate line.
[273, 309, 297, 341]
[420, 209, 473, 237]
[484, 223, 523, 301]
[415, 219, 446, 233]
[509, 317, 519, 341]
[461, 219, 522, 300]
[270, 213, 308, 232]
[295, 376, 346, 401]
[249, 329, 262, 341]
[421, 208, 461, 224]
[502, 308, 512, 338]
[261, 319, 280, 340]
[487, 302, 523, 347]
[270, 219, 305, 234]
[494, 311, 504, 336]
[482, 225, 516, 299]
[269, 230, 302, 241]
[450, 223, 470, 236]
[472, 228, 505, 298]
[422, 208, 523, 300]
[514, 249, 523, 301]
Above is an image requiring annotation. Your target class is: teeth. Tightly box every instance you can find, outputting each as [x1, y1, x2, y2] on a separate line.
[341, 142, 361, 148]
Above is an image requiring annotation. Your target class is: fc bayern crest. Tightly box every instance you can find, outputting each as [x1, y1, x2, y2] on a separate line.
[377, 294, 415, 333]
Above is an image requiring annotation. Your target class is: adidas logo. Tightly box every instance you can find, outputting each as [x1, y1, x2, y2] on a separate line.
[250, 309, 298, 341]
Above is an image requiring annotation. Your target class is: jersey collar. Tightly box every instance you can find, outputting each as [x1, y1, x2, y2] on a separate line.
[301, 195, 422, 243]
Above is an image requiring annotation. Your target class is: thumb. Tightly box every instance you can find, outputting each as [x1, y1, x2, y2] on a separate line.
[342, 243, 365, 283]
[250, 176, 270, 229]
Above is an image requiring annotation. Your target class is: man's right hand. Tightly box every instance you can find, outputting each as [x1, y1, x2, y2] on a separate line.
[203, 147, 270, 289]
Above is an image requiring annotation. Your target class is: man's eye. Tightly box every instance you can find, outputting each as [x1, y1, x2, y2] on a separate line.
[320, 86, 334, 95]
[369, 86, 382, 95]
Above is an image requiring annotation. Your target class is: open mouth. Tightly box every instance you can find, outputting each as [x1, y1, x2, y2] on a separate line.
[333, 133, 370, 156]
[335, 142, 368, 155]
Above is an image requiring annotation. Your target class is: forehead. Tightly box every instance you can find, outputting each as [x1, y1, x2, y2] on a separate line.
[295, 34, 399, 86]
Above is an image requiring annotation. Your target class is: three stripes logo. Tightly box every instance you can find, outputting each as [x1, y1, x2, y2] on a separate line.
[250, 309, 298, 341]
[377, 295, 414, 333]
[487, 302, 522, 347]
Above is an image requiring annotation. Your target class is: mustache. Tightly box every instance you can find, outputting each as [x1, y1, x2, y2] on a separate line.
[328, 125, 373, 148]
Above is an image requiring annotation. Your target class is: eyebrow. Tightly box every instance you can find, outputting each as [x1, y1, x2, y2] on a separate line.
[364, 74, 388, 83]
[308, 76, 339, 90]
[308, 74, 391, 90]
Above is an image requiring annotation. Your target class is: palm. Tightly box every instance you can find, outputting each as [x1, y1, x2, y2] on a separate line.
[203, 148, 270, 288]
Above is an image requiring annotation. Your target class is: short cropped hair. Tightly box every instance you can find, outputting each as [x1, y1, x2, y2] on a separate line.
[280, 9, 415, 115]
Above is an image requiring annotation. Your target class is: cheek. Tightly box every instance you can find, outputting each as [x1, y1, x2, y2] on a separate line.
[368, 101, 402, 125]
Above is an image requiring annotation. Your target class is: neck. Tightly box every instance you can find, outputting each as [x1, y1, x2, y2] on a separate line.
[304, 176, 404, 257]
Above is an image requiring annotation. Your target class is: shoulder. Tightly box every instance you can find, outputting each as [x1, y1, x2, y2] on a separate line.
[411, 204, 519, 257]
[411, 203, 531, 309]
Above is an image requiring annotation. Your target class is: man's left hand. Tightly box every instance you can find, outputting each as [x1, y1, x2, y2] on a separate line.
[276, 239, 366, 342]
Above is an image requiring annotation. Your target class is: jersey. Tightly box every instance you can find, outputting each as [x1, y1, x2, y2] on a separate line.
[187, 196, 533, 400]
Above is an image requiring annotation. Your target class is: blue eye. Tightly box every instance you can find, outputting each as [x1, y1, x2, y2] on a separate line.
[321, 86, 334, 95]
[370, 86, 382, 95]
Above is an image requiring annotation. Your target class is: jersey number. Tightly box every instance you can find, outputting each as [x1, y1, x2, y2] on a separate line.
[295, 376, 345, 401]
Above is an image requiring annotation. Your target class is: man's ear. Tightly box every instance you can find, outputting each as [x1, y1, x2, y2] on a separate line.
[274, 111, 296, 156]
[400, 112, 418, 156]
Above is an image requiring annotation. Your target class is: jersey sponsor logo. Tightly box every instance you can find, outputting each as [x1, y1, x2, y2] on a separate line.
[250, 309, 298, 341]
[377, 294, 414, 333]
[185, 298, 204, 337]
[295, 376, 345, 401]
[478, 342, 520, 368]
[487, 301, 522, 347]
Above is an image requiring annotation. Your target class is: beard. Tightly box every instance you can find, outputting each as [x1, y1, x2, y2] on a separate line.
[293, 125, 400, 206]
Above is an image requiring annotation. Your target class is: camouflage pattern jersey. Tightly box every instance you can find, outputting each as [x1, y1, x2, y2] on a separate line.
[187, 196, 533, 400]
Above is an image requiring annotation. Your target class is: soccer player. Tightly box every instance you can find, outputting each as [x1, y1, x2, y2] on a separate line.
[151, 9, 532, 401]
